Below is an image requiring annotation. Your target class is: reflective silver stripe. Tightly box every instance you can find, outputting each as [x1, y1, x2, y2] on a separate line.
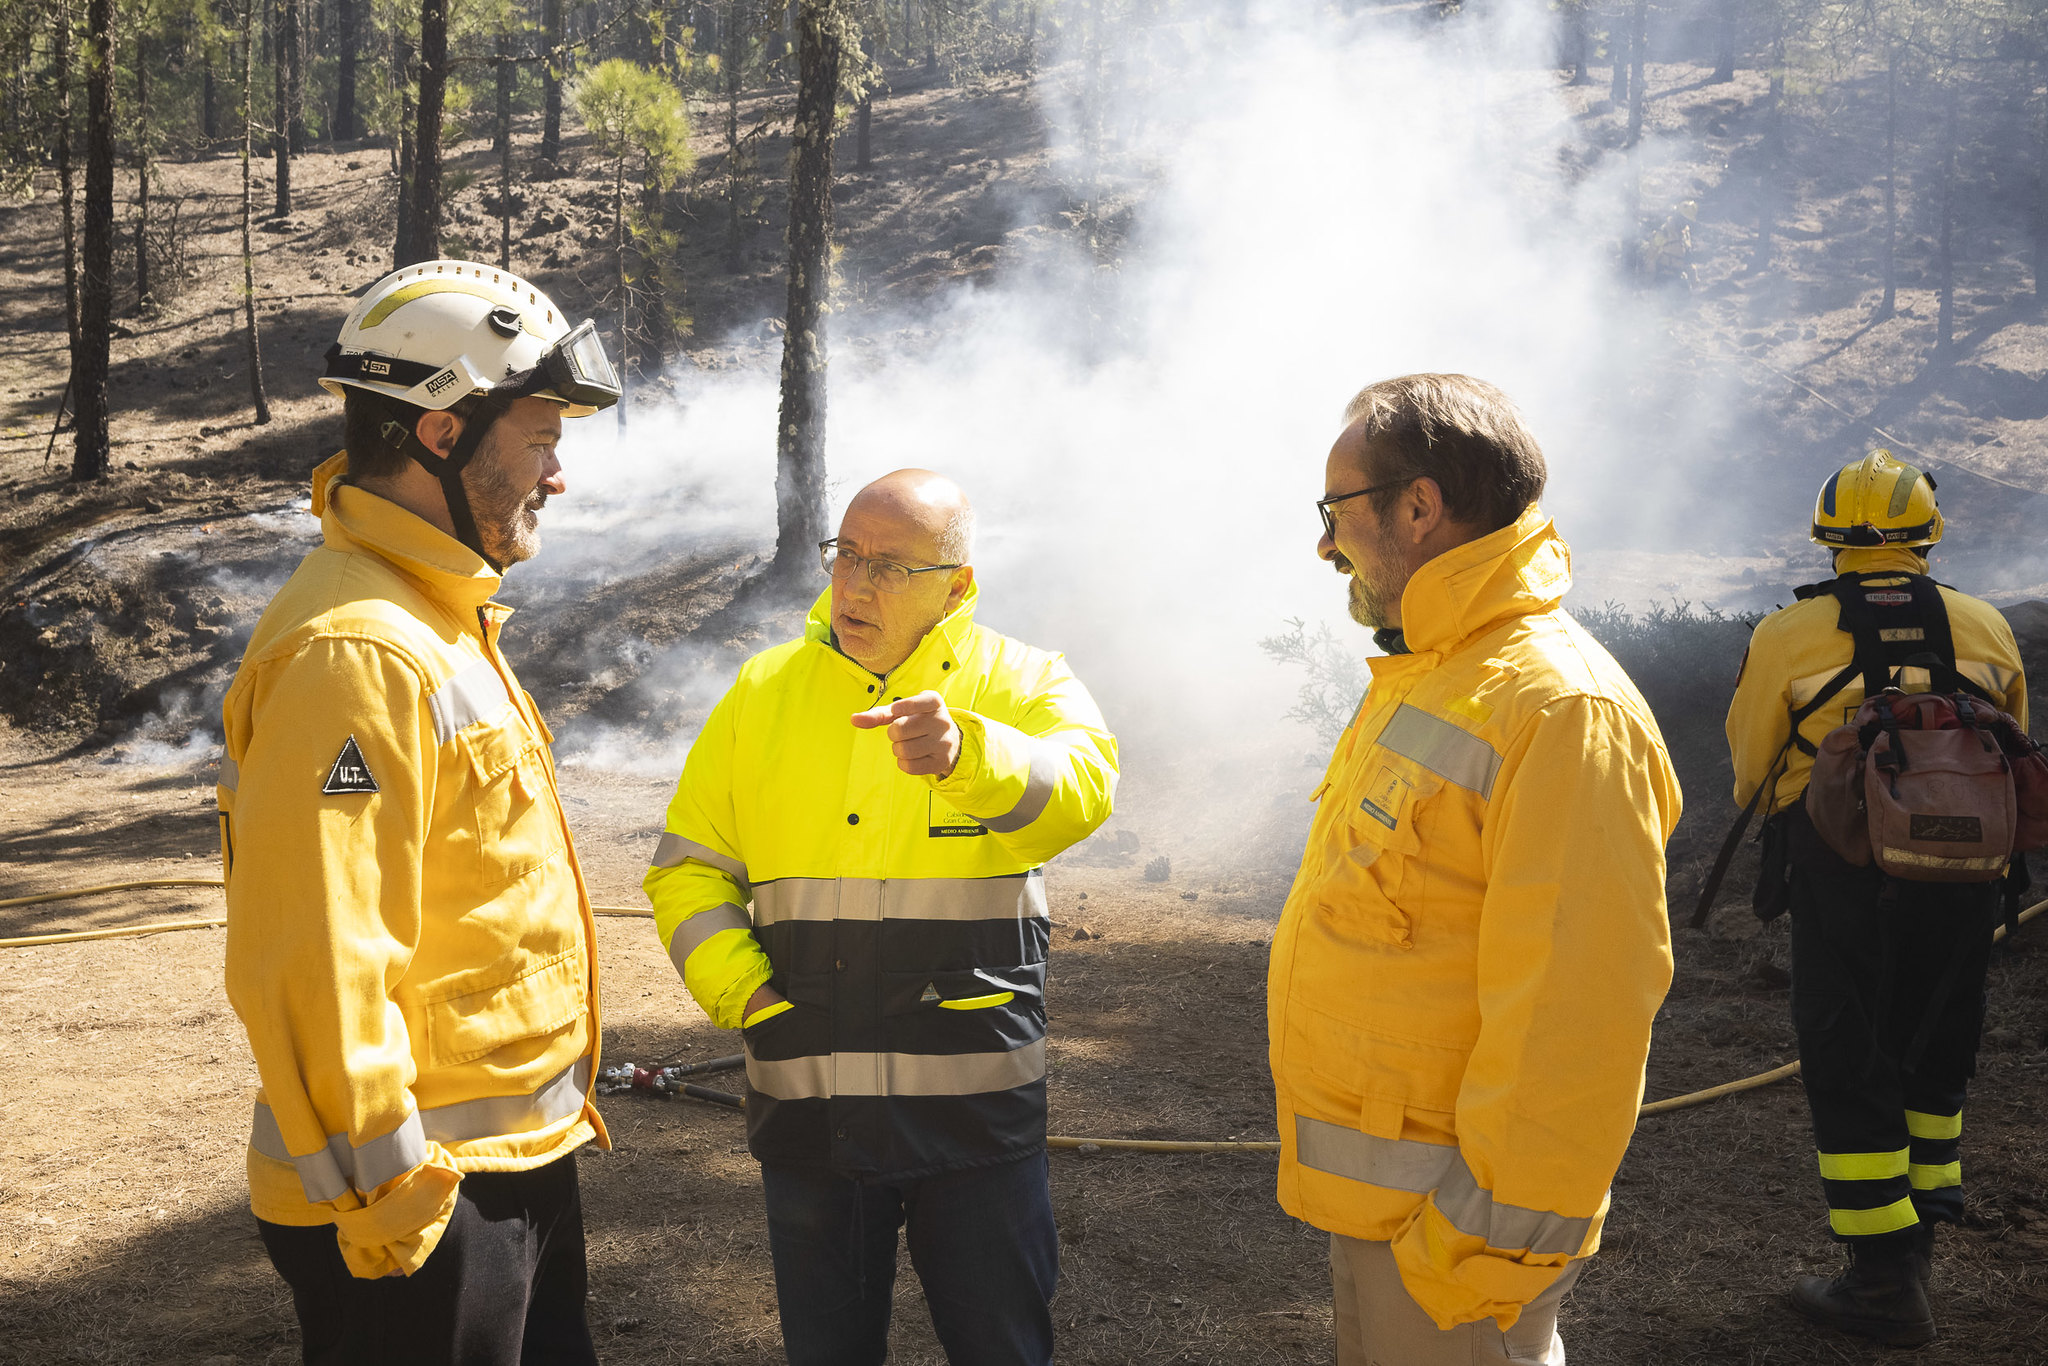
[753, 875, 1048, 926]
[980, 743, 1062, 833]
[746, 1038, 1047, 1100]
[1375, 704, 1502, 798]
[1294, 1114, 1593, 1255]
[1295, 1114, 1459, 1192]
[419, 1055, 592, 1143]
[217, 758, 240, 792]
[427, 660, 513, 744]
[651, 831, 749, 884]
[1437, 1158, 1594, 1255]
[250, 1105, 430, 1204]
[665, 902, 754, 974]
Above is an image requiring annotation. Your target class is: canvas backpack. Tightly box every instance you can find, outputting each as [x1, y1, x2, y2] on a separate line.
[1805, 687, 2048, 880]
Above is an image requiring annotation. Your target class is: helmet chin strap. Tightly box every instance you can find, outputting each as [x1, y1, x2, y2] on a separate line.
[390, 399, 512, 572]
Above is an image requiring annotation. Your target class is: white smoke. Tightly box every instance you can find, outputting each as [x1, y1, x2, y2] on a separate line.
[533, 1, 1747, 858]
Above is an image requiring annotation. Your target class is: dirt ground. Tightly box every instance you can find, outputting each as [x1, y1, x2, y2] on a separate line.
[4, 712, 2048, 1366]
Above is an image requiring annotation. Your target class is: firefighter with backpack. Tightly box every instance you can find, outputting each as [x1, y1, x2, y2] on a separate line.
[1726, 450, 2029, 1346]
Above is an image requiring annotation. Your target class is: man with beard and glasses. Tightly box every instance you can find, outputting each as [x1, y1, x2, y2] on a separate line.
[219, 262, 622, 1365]
[644, 469, 1118, 1366]
[1267, 373, 1682, 1365]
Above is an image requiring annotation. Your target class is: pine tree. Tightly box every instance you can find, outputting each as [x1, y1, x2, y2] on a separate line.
[241, 0, 272, 424]
[771, 0, 845, 582]
[574, 57, 693, 429]
[72, 0, 114, 481]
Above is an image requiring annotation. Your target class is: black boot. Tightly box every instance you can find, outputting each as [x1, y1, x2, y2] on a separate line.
[1792, 1240, 1936, 1346]
[1909, 1222, 1936, 1288]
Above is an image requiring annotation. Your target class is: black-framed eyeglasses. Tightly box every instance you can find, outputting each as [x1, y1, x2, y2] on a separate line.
[1317, 479, 1413, 540]
[819, 539, 962, 594]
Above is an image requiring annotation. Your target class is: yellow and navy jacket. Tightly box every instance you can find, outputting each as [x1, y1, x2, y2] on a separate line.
[1268, 508, 1680, 1332]
[220, 453, 605, 1279]
[1728, 546, 2027, 813]
[645, 585, 1117, 1179]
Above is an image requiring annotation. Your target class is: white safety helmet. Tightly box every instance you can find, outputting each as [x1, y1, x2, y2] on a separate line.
[320, 260, 620, 570]
[321, 260, 620, 418]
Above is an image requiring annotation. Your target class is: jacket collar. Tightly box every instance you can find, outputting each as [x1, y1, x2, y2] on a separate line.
[1393, 505, 1570, 657]
[312, 451, 503, 613]
[805, 581, 980, 685]
[1833, 546, 1931, 577]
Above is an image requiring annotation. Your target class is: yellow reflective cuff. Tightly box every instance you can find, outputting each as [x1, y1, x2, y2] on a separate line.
[937, 991, 1015, 1010]
[742, 999, 794, 1030]
[1905, 1109, 1962, 1140]
[1909, 1161, 1962, 1190]
[1817, 1147, 1910, 1183]
[1829, 1197, 1919, 1237]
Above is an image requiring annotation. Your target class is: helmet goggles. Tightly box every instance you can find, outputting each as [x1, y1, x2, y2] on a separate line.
[507, 319, 622, 412]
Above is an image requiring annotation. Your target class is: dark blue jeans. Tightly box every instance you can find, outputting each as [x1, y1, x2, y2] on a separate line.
[761, 1152, 1058, 1366]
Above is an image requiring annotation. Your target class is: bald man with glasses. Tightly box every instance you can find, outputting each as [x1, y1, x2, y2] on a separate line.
[645, 469, 1119, 1366]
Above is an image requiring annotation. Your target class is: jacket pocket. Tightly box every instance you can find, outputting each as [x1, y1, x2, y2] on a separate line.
[460, 720, 564, 888]
[1314, 760, 1439, 949]
[425, 947, 585, 1068]
[1285, 1005, 1467, 1134]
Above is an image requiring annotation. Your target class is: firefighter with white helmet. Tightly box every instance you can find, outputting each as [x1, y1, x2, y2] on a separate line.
[1726, 450, 2027, 1346]
[221, 261, 620, 1362]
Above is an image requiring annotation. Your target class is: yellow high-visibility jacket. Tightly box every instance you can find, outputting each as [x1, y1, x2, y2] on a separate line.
[1268, 508, 1680, 1332]
[220, 453, 606, 1280]
[645, 585, 1117, 1178]
[1727, 547, 2027, 813]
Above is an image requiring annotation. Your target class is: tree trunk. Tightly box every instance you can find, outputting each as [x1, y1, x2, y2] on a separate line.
[403, 0, 444, 264]
[1565, 3, 1588, 86]
[1711, 0, 1736, 84]
[723, 9, 746, 271]
[498, 36, 513, 268]
[614, 155, 627, 429]
[1937, 72, 1958, 351]
[1608, 6, 1628, 105]
[2035, 58, 2048, 305]
[335, 0, 357, 138]
[135, 28, 150, 308]
[540, 0, 564, 165]
[1879, 42, 1897, 319]
[72, 0, 114, 481]
[493, 27, 509, 155]
[285, 0, 305, 151]
[394, 25, 416, 263]
[202, 25, 219, 140]
[55, 1, 81, 363]
[771, 0, 842, 583]
[273, 0, 292, 214]
[242, 0, 271, 424]
[1753, 16, 1782, 272]
[1022, 1, 1036, 72]
[855, 93, 870, 170]
[1626, 0, 1645, 144]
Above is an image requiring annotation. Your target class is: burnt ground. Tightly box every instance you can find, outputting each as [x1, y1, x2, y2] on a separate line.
[4, 709, 2048, 1366]
[6, 36, 2048, 1366]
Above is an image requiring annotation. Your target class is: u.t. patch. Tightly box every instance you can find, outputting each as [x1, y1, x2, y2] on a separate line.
[323, 735, 379, 794]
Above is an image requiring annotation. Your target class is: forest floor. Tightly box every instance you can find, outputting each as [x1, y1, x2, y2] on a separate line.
[4, 37, 2048, 1366]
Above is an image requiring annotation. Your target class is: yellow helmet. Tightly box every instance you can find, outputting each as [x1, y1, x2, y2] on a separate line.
[1811, 450, 1944, 549]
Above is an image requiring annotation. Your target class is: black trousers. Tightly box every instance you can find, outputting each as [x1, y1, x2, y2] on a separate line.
[257, 1152, 597, 1366]
[1785, 805, 1996, 1251]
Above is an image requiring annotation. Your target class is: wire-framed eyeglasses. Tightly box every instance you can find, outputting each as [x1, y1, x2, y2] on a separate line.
[1317, 478, 1414, 540]
[819, 539, 962, 594]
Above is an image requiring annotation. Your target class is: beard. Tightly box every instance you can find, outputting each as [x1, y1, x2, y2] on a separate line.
[465, 457, 545, 567]
[1336, 551, 1402, 630]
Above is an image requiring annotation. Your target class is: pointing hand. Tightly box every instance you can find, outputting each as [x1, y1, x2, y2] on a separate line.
[851, 690, 961, 778]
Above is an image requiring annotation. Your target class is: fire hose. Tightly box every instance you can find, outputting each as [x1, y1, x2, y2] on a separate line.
[4, 878, 2042, 1144]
